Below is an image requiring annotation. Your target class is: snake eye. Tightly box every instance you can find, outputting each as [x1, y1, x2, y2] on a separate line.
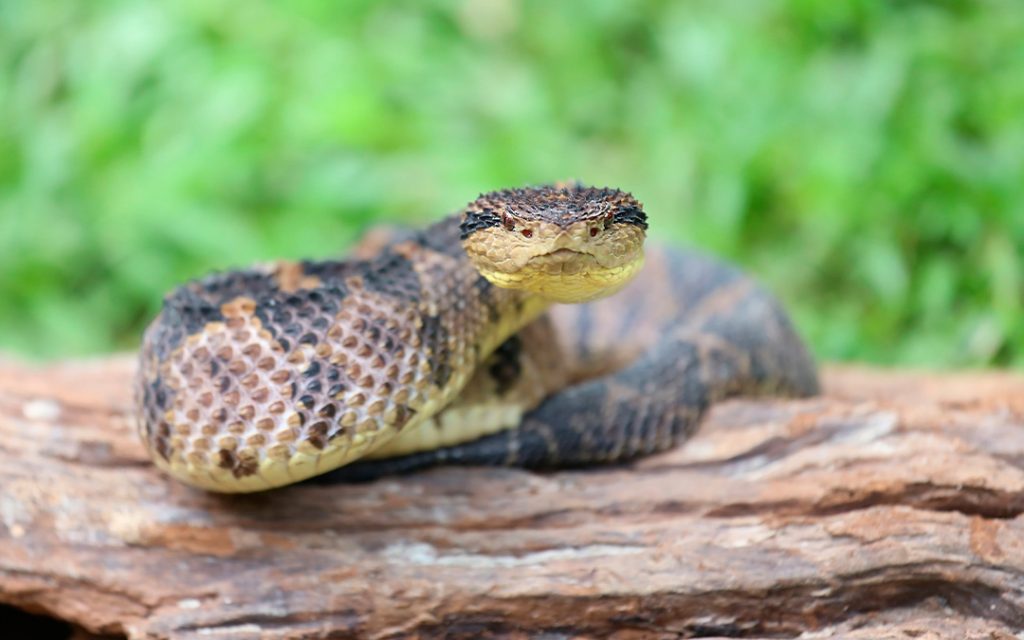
[521, 228, 533, 238]
[502, 216, 515, 232]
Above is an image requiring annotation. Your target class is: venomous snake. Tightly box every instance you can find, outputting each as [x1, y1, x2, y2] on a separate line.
[135, 184, 819, 492]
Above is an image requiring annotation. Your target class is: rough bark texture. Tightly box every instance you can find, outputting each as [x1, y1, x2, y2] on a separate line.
[1, 356, 1023, 639]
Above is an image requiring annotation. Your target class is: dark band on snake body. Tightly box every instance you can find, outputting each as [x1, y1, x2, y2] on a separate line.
[134, 183, 818, 492]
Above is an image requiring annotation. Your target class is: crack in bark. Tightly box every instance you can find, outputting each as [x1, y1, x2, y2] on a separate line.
[406, 575, 1024, 639]
[706, 483, 1024, 520]
[173, 610, 364, 638]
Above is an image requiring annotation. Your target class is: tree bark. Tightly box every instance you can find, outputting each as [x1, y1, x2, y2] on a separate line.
[1, 356, 1022, 639]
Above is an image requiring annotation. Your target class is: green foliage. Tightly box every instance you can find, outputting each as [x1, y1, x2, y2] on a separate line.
[1, 0, 1022, 365]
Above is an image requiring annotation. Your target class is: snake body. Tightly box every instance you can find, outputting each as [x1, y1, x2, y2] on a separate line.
[135, 185, 818, 492]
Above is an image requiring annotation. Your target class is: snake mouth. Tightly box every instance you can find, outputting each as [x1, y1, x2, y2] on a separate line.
[483, 250, 644, 303]
[544, 248, 588, 261]
[529, 248, 597, 277]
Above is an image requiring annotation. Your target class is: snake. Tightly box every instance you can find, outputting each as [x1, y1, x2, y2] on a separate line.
[135, 184, 819, 493]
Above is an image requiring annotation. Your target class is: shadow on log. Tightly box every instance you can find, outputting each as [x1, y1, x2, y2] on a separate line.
[1, 356, 1023, 638]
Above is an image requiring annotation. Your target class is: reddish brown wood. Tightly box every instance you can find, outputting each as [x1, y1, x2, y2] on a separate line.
[1, 356, 1022, 638]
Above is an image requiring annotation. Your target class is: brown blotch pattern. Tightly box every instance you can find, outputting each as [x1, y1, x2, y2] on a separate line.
[135, 216, 540, 486]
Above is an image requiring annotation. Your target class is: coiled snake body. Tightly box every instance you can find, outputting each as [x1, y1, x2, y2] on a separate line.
[136, 185, 818, 492]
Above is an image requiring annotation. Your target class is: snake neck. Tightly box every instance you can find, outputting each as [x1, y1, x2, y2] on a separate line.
[408, 215, 552, 361]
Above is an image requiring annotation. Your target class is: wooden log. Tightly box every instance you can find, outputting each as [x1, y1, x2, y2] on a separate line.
[1, 356, 1022, 638]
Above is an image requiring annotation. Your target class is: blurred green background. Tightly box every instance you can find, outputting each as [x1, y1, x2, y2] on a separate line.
[1, 0, 1022, 366]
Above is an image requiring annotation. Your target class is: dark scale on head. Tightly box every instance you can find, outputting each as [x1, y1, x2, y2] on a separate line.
[461, 184, 647, 231]
[614, 206, 648, 230]
[459, 208, 503, 240]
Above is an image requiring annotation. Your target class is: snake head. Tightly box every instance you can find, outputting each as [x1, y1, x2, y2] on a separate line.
[460, 184, 648, 303]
